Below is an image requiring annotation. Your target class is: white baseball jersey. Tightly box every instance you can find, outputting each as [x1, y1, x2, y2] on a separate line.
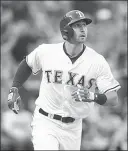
[26, 42, 121, 119]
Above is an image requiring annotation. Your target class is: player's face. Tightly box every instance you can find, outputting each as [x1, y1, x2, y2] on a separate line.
[71, 21, 87, 43]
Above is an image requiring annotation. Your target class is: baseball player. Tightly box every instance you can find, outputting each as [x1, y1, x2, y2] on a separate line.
[8, 10, 121, 150]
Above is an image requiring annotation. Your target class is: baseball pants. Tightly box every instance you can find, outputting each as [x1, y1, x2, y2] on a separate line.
[31, 106, 82, 150]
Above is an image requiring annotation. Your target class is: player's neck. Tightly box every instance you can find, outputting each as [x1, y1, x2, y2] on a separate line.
[64, 41, 84, 57]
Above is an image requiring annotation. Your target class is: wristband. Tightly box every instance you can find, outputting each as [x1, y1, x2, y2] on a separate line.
[12, 81, 22, 90]
[9, 87, 19, 93]
[94, 93, 107, 105]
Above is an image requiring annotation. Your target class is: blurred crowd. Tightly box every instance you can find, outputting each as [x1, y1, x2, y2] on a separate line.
[1, 1, 127, 150]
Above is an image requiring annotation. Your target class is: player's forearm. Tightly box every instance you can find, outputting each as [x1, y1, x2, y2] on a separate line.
[12, 59, 32, 89]
[93, 90, 118, 106]
[102, 91, 118, 106]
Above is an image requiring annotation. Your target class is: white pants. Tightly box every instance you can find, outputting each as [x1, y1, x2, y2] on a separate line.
[31, 106, 82, 150]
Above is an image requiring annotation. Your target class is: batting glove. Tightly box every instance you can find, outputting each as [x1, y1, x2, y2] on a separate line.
[71, 84, 94, 102]
[8, 87, 21, 114]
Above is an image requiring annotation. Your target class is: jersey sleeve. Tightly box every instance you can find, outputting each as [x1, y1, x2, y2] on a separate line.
[26, 45, 42, 75]
[96, 56, 121, 94]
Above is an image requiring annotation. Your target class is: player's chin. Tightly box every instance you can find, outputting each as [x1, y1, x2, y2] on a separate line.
[78, 37, 86, 43]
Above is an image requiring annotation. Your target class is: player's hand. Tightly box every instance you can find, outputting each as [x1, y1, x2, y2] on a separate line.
[7, 87, 21, 114]
[71, 85, 94, 102]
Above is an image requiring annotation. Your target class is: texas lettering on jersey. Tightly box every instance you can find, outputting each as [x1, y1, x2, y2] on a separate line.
[44, 70, 95, 90]
[44, 70, 85, 86]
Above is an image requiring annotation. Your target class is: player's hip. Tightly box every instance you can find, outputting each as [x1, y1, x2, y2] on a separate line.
[31, 105, 82, 130]
[31, 114, 82, 150]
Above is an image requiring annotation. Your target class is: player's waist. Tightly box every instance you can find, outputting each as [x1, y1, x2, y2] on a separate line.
[38, 107, 75, 123]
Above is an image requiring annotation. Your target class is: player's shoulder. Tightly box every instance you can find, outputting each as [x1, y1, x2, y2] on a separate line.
[86, 45, 106, 61]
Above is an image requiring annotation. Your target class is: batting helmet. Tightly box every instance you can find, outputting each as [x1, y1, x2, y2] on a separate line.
[60, 10, 92, 41]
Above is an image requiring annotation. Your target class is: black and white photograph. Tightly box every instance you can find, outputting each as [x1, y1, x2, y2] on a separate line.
[1, 1, 127, 150]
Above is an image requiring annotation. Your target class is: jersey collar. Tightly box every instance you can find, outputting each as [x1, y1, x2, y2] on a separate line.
[63, 42, 86, 58]
[63, 42, 86, 64]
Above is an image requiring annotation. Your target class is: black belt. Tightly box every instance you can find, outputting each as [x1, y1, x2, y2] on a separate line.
[39, 108, 75, 123]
